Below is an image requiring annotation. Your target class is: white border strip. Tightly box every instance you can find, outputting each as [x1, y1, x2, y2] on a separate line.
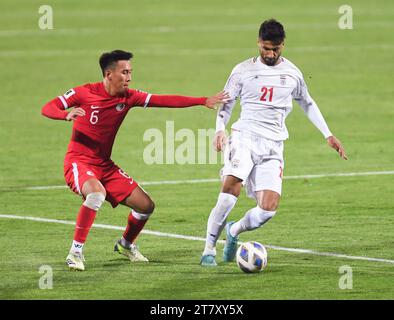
[13, 170, 394, 191]
[71, 162, 81, 195]
[57, 95, 68, 109]
[0, 214, 393, 265]
[143, 93, 152, 108]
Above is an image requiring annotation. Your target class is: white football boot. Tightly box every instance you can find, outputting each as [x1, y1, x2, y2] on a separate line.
[114, 240, 149, 262]
[66, 252, 85, 271]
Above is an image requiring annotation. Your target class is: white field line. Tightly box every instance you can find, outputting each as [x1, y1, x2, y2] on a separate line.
[1, 22, 393, 37]
[1, 44, 393, 58]
[0, 214, 393, 265]
[14, 170, 394, 191]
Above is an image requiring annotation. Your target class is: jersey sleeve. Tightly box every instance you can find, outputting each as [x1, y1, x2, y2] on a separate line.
[216, 66, 241, 132]
[223, 65, 242, 101]
[127, 89, 207, 108]
[126, 89, 151, 108]
[293, 75, 332, 139]
[147, 94, 207, 108]
[56, 86, 85, 109]
[41, 97, 69, 120]
[41, 86, 85, 120]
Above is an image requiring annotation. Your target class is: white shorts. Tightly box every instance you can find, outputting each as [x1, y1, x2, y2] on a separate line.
[221, 130, 284, 198]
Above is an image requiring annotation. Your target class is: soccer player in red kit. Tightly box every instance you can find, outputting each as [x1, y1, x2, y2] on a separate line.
[41, 50, 229, 271]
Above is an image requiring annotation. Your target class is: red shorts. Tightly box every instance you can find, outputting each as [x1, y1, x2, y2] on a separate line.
[64, 160, 139, 208]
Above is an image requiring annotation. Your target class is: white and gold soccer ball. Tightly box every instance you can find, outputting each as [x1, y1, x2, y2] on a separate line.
[236, 241, 268, 273]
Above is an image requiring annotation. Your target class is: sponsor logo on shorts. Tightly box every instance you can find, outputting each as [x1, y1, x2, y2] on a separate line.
[86, 171, 94, 176]
[231, 159, 240, 168]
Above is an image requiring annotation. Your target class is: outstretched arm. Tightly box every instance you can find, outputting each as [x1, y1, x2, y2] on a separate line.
[326, 136, 348, 160]
[146, 91, 229, 109]
[293, 76, 348, 160]
[294, 83, 348, 160]
[295, 91, 332, 138]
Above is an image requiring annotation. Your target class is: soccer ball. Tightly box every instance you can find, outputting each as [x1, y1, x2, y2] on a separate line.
[236, 241, 268, 273]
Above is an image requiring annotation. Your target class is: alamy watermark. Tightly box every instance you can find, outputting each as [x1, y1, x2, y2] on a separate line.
[338, 5, 353, 29]
[38, 265, 53, 289]
[38, 5, 54, 30]
[143, 121, 225, 165]
[338, 265, 353, 290]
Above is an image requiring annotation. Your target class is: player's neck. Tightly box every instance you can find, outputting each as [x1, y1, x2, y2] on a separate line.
[102, 80, 124, 97]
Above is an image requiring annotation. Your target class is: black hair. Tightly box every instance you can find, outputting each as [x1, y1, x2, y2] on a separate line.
[99, 50, 133, 76]
[258, 19, 286, 45]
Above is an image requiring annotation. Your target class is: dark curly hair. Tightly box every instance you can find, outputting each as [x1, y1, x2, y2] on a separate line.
[258, 19, 286, 45]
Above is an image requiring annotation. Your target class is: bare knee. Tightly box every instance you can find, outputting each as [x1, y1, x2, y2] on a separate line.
[221, 175, 242, 197]
[260, 201, 279, 212]
[257, 191, 280, 211]
[140, 199, 155, 215]
[122, 186, 155, 215]
[221, 185, 240, 197]
[130, 196, 155, 215]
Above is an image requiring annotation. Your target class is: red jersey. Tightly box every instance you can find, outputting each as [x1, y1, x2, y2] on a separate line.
[41, 82, 207, 166]
[59, 82, 149, 165]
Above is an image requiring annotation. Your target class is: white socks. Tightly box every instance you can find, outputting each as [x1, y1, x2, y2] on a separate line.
[203, 193, 238, 256]
[230, 206, 276, 237]
[120, 236, 132, 248]
[202, 193, 277, 256]
[70, 240, 84, 254]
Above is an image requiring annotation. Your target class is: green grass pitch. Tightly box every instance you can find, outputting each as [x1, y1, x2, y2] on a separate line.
[0, 0, 393, 300]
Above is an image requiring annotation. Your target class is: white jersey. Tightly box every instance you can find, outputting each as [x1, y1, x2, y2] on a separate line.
[216, 56, 332, 141]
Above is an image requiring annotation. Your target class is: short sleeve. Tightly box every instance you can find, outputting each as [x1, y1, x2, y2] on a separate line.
[223, 66, 242, 100]
[56, 86, 84, 109]
[127, 89, 151, 108]
[292, 75, 309, 102]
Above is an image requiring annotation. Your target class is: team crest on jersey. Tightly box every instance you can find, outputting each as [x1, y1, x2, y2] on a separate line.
[116, 103, 126, 112]
[280, 75, 286, 85]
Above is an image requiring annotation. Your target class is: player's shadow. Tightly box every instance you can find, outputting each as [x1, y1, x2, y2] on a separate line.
[101, 257, 169, 267]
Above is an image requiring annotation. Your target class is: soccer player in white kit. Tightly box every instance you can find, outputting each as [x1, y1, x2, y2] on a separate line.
[200, 19, 348, 266]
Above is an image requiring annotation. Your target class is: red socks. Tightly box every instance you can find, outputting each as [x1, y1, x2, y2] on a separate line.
[122, 212, 148, 244]
[72, 206, 147, 249]
[73, 205, 97, 243]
